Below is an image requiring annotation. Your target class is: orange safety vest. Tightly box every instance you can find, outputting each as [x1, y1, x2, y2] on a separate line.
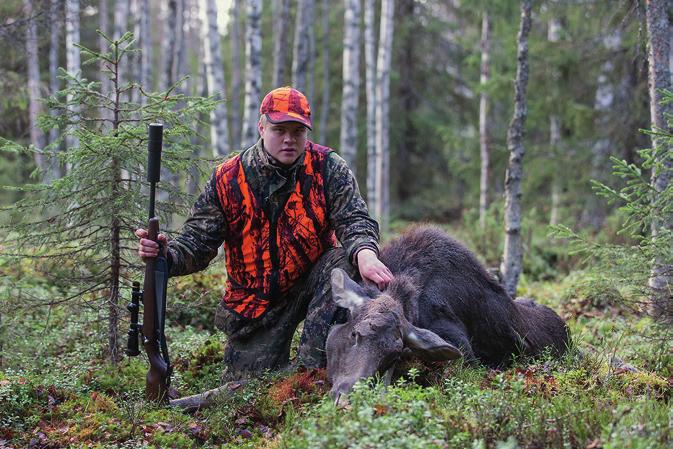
[215, 142, 337, 318]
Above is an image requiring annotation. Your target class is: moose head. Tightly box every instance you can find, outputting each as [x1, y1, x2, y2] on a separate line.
[326, 268, 462, 399]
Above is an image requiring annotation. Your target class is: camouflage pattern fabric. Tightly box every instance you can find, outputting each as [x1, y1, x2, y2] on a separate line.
[163, 137, 379, 378]
[214, 247, 358, 381]
[167, 138, 379, 276]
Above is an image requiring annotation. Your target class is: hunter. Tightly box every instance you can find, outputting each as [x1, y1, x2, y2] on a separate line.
[136, 86, 393, 381]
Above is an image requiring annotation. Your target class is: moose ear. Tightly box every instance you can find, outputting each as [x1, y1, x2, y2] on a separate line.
[402, 324, 463, 362]
[331, 268, 369, 312]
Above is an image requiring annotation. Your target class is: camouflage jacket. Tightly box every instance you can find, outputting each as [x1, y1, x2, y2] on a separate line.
[167, 138, 380, 277]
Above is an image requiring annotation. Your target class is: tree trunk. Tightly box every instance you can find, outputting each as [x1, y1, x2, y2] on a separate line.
[548, 17, 561, 226]
[645, 0, 673, 318]
[478, 11, 492, 229]
[205, 0, 231, 157]
[229, 0, 242, 150]
[580, 31, 622, 230]
[500, 0, 532, 298]
[240, 0, 262, 149]
[112, 0, 130, 99]
[160, 0, 177, 91]
[139, 0, 151, 102]
[292, 0, 314, 95]
[174, 0, 186, 85]
[25, 0, 46, 172]
[47, 0, 62, 180]
[317, 0, 331, 143]
[364, 0, 376, 206]
[271, 0, 289, 88]
[98, 0, 111, 119]
[108, 41, 125, 364]
[549, 114, 562, 226]
[374, 0, 394, 231]
[339, 0, 361, 174]
[65, 0, 80, 161]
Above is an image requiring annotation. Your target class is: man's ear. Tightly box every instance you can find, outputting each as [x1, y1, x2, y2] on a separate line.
[258, 117, 264, 135]
[331, 268, 369, 312]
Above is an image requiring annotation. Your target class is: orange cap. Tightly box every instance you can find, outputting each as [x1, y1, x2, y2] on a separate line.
[260, 86, 312, 130]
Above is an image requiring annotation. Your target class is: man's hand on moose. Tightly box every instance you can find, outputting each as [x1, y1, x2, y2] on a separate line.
[135, 228, 168, 262]
[356, 248, 394, 290]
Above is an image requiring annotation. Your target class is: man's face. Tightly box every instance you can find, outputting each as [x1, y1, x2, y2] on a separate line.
[258, 118, 308, 166]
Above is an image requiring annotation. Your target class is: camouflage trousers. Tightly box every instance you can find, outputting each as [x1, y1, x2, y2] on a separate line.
[213, 247, 358, 381]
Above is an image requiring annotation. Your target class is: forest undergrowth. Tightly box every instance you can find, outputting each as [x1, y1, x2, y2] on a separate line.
[1, 237, 671, 449]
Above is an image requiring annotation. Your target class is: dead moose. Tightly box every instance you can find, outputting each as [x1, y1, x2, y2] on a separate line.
[327, 225, 569, 399]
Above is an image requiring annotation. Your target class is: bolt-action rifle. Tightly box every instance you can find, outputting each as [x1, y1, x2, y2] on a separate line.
[126, 123, 172, 402]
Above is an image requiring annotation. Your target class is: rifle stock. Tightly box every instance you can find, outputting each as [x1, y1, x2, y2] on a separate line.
[142, 217, 170, 402]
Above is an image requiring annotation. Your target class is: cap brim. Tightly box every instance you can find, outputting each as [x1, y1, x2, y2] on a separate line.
[266, 112, 312, 130]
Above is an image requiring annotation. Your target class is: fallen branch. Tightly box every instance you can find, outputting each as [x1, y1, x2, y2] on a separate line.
[169, 380, 247, 412]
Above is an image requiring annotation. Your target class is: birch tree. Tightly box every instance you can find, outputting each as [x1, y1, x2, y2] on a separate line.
[317, 0, 331, 143]
[478, 11, 492, 229]
[500, 0, 532, 298]
[292, 0, 314, 95]
[272, 0, 290, 88]
[25, 0, 45, 172]
[48, 0, 62, 179]
[339, 0, 361, 173]
[160, 0, 178, 91]
[241, 0, 262, 149]
[229, 0, 242, 150]
[99, 0, 110, 118]
[645, 0, 673, 317]
[548, 17, 561, 226]
[364, 0, 376, 206]
[139, 0, 151, 102]
[64, 0, 80, 159]
[373, 0, 394, 230]
[580, 31, 623, 230]
[205, 0, 231, 157]
[112, 0, 130, 100]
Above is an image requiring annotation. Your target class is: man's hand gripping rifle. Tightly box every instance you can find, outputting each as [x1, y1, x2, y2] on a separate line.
[126, 123, 172, 402]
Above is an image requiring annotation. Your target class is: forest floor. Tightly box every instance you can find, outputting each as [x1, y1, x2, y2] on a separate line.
[1, 253, 672, 449]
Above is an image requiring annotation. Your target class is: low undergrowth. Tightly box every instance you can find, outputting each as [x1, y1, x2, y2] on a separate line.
[1, 265, 671, 448]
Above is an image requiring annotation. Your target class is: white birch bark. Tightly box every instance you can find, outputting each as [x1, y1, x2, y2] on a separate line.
[580, 31, 622, 230]
[317, 0, 331, 143]
[25, 0, 46, 172]
[139, 0, 151, 99]
[272, 0, 290, 87]
[339, 0, 361, 173]
[548, 17, 561, 226]
[160, 0, 178, 91]
[374, 0, 394, 231]
[205, 0, 231, 157]
[478, 12, 492, 229]
[112, 0, 130, 97]
[645, 0, 673, 318]
[549, 114, 561, 226]
[65, 0, 80, 158]
[292, 0, 314, 94]
[174, 0, 186, 85]
[98, 0, 113, 128]
[240, 0, 262, 149]
[48, 0, 62, 180]
[364, 0, 376, 208]
[500, 0, 532, 298]
[229, 0, 242, 149]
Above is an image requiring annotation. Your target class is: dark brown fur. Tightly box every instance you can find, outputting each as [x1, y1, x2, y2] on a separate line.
[326, 225, 570, 396]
